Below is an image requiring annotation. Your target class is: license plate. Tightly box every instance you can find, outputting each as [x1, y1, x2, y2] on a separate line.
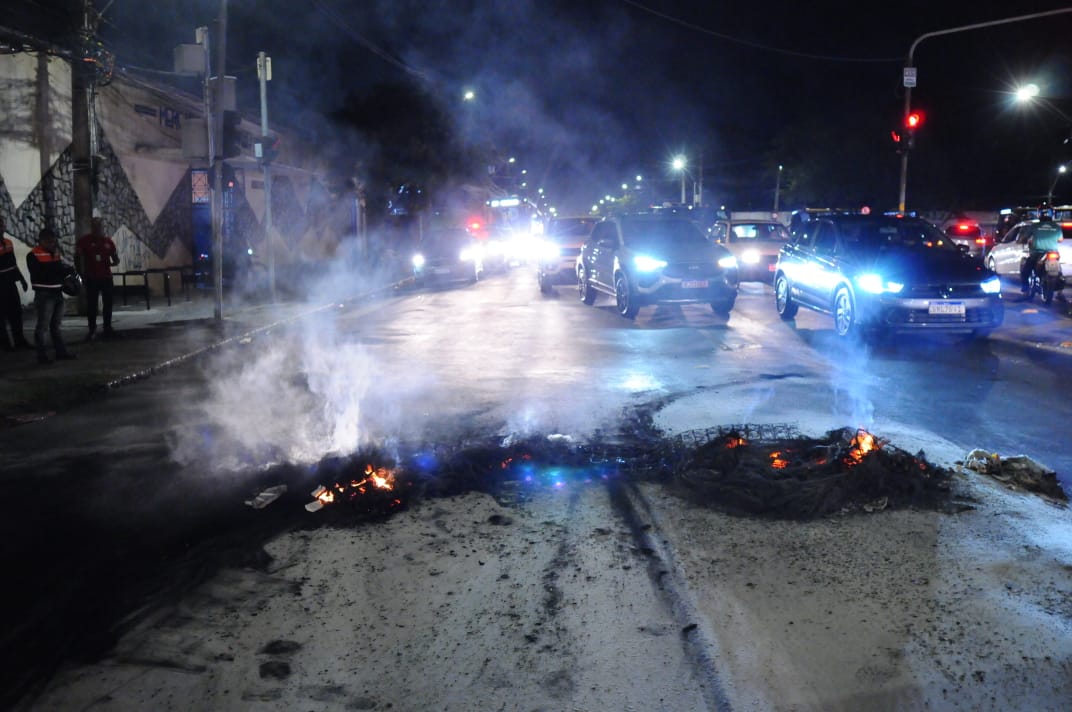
[681, 280, 709, 288]
[929, 302, 965, 315]
[433, 267, 452, 275]
[1046, 260, 1060, 275]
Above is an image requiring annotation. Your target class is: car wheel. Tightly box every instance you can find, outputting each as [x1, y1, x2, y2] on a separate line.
[775, 274, 798, 319]
[539, 274, 552, 294]
[615, 273, 639, 318]
[833, 286, 856, 337]
[578, 266, 596, 305]
[710, 296, 736, 314]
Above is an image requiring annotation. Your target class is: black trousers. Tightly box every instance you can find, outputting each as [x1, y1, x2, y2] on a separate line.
[85, 277, 114, 332]
[0, 279, 27, 346]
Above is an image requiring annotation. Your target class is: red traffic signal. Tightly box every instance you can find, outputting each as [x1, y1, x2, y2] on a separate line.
[905, 111, 924, 130]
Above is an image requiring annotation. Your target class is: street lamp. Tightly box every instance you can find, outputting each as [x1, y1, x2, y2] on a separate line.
[672, 155, 687, 205]
[1049, 164, 1068, 205]
[896, 8, 1072, 213]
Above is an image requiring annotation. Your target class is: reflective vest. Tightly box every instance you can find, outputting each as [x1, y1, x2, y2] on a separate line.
[29, 246, 65, 289]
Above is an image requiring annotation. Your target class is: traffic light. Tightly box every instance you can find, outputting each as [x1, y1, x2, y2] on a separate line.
[255, 133, 280, 164]
[905, 111, 924, 130]
[219, 110, 241, 159]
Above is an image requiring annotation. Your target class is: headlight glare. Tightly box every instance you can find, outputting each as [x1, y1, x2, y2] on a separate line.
[633, 255, 668, 272]
[412, 253, 426, 268]
[981, 276, 1002, 294]
[741, 249, 761, 264]
[856, 273, 902, 294]
[718, 255, 738, 269]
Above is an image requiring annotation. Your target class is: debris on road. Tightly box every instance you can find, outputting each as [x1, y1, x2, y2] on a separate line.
[666, 425, 956, 519]
[245, 485, 287, 509]
[961, 449, 1067, 501]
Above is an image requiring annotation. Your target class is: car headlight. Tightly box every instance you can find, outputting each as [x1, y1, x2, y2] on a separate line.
[856, 273, 904, 294]
[740, 249, 761, 264]
[718, 255, 738, 269]
[981, 276, 1002, 294]
[540, 241, 561, 261]
[633, 255, 668, 272]
[412, 253, 426, 268]
[460, 247, 480, 262]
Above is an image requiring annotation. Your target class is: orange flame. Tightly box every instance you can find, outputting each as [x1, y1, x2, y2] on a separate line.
[845, 429, 880, 466]
[725, 437, 748, 449]
[769, 451, 789, 469]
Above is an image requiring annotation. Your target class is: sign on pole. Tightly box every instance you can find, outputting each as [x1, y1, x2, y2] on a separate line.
[903, 67, 917, 88]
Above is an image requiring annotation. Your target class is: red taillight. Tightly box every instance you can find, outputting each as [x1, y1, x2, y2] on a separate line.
[956, 224, 974, 232]
[1045, 251, 1060, 262]
[974, 238, 986, 245]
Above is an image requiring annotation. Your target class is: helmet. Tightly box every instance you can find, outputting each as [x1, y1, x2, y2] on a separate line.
[62, 272, 83, 297]
[1039, 207, 1055, 222]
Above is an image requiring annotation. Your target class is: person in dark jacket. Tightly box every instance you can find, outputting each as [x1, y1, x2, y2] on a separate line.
[26, 227, 76, 364]
[0, 215, 32, 351]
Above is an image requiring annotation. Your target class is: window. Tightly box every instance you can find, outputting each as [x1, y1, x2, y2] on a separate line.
[191, 170, 209, 204]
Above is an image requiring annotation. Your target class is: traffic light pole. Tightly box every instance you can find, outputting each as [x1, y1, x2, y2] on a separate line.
[258, 51, 275, 303]
[897, 7, 1072, 213]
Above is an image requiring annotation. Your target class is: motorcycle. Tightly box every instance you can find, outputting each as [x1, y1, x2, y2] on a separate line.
[1025, 250, 1065, 305]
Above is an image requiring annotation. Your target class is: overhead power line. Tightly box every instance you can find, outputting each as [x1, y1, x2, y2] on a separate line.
[619, 0, 903, 63]
[311, 0, 429, 81]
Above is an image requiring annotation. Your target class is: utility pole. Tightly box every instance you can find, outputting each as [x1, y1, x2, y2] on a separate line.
[257, 51, 275, 303]
[71, 1, 96, 243]
[211, 0, 228, 320]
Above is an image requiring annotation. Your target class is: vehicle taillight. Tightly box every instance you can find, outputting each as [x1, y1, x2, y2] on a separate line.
[955, 223, 974, 232]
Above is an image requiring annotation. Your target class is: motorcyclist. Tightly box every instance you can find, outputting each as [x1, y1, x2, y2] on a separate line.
[1020, 207, 1064, 293]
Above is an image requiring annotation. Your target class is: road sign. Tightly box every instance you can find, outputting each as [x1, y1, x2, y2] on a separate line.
[903, 67, 917, 88]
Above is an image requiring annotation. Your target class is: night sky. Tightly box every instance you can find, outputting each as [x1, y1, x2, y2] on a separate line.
[6, 1, 1072, 214]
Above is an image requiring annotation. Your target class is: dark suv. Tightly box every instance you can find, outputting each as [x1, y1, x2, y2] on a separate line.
[576, 214, 739, 318]
[774, 213, 1003, 339]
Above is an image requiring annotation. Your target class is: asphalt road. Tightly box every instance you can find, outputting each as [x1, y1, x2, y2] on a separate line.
[3, 266, 1071, 709]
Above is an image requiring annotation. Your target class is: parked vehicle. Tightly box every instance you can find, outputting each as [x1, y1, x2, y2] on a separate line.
[708, 219, 791, 282]
[411, 228, 483, 286]
[774, 213, 1004, 339]
[538, 216, 598, 293]
[577, 214, 738, 318]
[1024, 250, 1065, 305]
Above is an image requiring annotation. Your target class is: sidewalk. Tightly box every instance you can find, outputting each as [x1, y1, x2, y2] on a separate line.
[0, 290, 329, 425]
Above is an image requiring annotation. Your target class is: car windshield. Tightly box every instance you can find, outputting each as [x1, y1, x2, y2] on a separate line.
[732, 222, 790, 241]
[838, 219, 960, 254]
[422, 229, 471, 252]
[548, 219, 596, 240]
[620, 218, 707, 249]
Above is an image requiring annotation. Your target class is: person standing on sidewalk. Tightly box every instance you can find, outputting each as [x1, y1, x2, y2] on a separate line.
[26, 227, 76, 364]
[0, 215, 32, 351]
[76, 216, 120, 340]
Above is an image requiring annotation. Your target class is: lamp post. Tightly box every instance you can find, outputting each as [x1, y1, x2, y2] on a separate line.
[773, 164, 783, 213]
[1049, 164, 1068, 205]
[896, 8, 1072, 213]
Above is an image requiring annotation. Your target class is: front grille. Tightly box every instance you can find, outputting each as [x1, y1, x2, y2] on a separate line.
[902, 284, 983, 299]
[663, 262, 720, 280]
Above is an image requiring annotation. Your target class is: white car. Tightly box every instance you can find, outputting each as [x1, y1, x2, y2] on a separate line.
[985, 220, 1072, 281]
